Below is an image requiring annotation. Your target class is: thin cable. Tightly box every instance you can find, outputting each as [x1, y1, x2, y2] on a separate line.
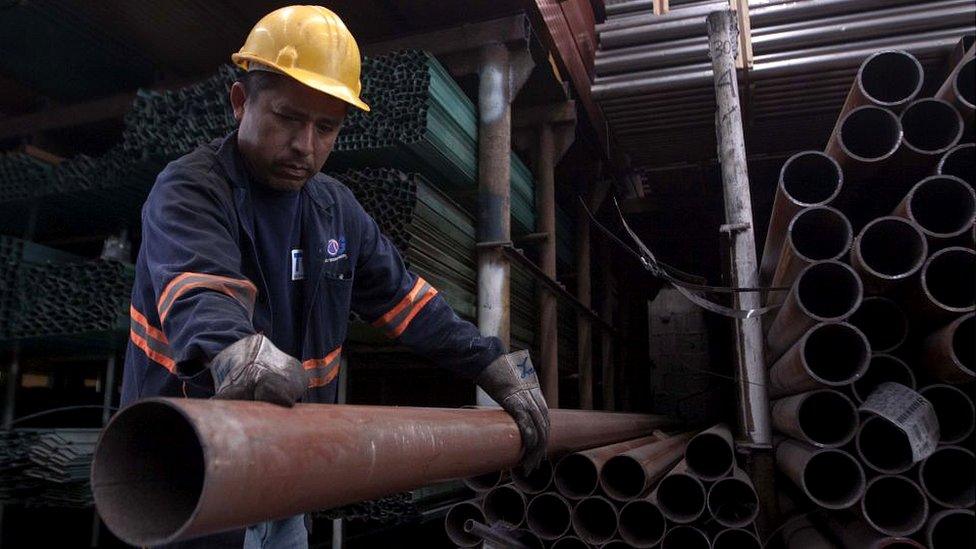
[9, 404, 118, 426]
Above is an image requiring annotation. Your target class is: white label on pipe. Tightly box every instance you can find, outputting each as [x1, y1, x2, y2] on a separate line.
[860, 382, 939, 462]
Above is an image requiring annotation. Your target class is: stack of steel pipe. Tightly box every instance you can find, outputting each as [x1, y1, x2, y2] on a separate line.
[761, 46, 976, 546]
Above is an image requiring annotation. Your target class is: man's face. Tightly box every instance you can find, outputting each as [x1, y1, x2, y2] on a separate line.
[231, 74, 347, 192]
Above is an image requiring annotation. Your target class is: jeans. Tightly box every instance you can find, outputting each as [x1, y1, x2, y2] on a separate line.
[243, 515, 308, 549]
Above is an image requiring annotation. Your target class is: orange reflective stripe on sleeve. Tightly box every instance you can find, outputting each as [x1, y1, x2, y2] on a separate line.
[157, 272, 258, 323]
[371, 277, 438, 338]
[304, 346, 342, 388]
[129, 305, 176, 373]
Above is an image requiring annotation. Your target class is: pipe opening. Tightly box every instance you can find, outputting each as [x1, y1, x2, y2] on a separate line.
[924, 248, 976, 311]
[661, 525, 710, 549]
[803, 323, 869, 385]
[657, 474, 706, 522]
[857, 415, 913, 474]
[463, 470, 505, 492]
[619, 500, 666, 548]
[921, 384, 975, 444]
[956, 58, 975, 108]
[852, 355, 915, 403]
[685, 432, 733, 480]
[511, 459, 553, 494]
[857, 218, 926, 280]
[863, 476, 928, 536]
[901, 100, 963, 154]
[929, 511, 975, 549]
[920, 446, 976, 508]
[526, 493, 572, 540]
[707, 477, 759, 527]
[849, 298, 908, 353]
[860, 51, 923, 105]
[712, 528, 761, 549]
[601, 455, 646, 501]
[91, 401, 205, 546]
[908, 176, 976, 237]
[445, 501, 486, 547]
[781, 152, 842, 205]
[572, 497, 617, 544]
[840, 107, 901, 161]
[551, 536, 589, 549]
[938, 143, 974, 184]
[797, 262, 861, 320]
[484, 485, 526, 527]
[803, 449, 865, 509]
[789, 207, 852, 262]
[554, 454, 599, 498]
[798, 390, 857, 446]
[953, 314, 976, 374]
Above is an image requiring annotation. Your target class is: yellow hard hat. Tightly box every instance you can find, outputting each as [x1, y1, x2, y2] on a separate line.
[232, 5, 370, 111]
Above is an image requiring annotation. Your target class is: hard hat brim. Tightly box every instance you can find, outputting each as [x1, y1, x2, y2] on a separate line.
[232, 53, 370, 112]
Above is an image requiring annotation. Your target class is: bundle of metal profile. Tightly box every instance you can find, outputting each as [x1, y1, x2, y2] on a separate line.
[0, 236, 80, 338]
[0, 429, 99, 507]
[0, 151, 55, 203]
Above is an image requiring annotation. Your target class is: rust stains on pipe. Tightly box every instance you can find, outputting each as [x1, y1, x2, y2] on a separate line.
[660, 525, 710, 549]
[922, 313, 975, 384]
[712, 528, 762, 549]
[919, 384, 975, 444]
[554, 435, 659, 499]
[510, 458, 554, 495]
[862, 475, 929, 537]
[850, 217, 928, 294]
[771, 389, 858, 448]
[571, 496, 618, 545]
[893, 175, 976, 246]
[599, 432, 694, 501]
[936, 143, 974, 185]
[617, 499, 666, 548]
[926, 509, 975, 549]
[651, 459, 707, 524]
[484, 484, 527, 527]
[856, 415, 915, 475]
[775, 438, 866, 509]
[908, 246, 976, 322]
[526, 492, 573, 540]
[768, 322, 870, 399]
[918, 445, 975, 509]
[770, 206, 853, 291]
[91, 400, 670, 546]
[851, 354, 917, 404]
[706, 467, 760, 528]
[684, 423, 733, 481]
[848, 297, 910, 353]
[446, 500, 487, 547]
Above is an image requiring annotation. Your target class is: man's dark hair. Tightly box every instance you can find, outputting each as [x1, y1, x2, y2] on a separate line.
[238, 70, 286, 100]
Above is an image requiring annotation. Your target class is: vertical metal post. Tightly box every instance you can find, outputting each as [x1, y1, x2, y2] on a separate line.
[101, 355, 117, 426]
[332, 355, 350, 549]
[1, 349, 18, 429]
[705, 10, 771, 448]
[576, 200, 593, 410]
[535, 123, 559, 407]
[477, 43, 513, 407]
[599, 246, 615, 411]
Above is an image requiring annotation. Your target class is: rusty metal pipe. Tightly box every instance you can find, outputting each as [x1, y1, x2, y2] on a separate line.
[856, 415, 915, 475]
[919, 445, 975, 509]
[850, 217, 927, 295]
[766, 261, 863, 360]
[770, 206, 853, 291]
[712, 528, 761, 549]
[862, 475, 929, 537]
[660, 525, 709, 549]
[617, 499, 666, 548]
[848, 297, 910, 353]
[550, 536, 589, 549]
[893, 175, 976, 246]
[759, 151, 843, 284]
[651, 459, 707, 524]
[851, 354, 917, 404]
[683, 423, 733, 481]
[837, 50, 925, 116]
[919, 384, 975, 444]
[446, 500, 487, 547]
[908, 247, 976, 322]
[464, 470, 508, 492]
[571, 496, 619, 545]
[510, 459, 553, 495]
[484, 484, 527, 527]
[921, 313, 975, 384]
[926, 509, 975, 549]
[599, 432, 694, 501]
[936, 55, 975, 124]
[775, 438, 866, 509]
[771, 389, 858, 448]
[526, 492, 573, 540]
[554, 435, 659, 499]
[706, 467, 759, 528]
[936, 142, 974, 185]
[825, 105, 903, 178]
[91, 400, 669, 546]
[768, 322, 870, 398]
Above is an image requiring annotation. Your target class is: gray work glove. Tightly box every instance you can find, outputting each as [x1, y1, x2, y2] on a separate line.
[210, 334, 307, 407]
[476, 350, 551, 472]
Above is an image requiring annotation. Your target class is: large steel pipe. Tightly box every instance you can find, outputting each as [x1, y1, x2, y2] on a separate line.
[775, 438, 866, 509]
[92, 400, 669, 546]
[571, 496, 618, 545]
[484, 484, 527, 527]
[856, 415, 915, 475]
[936, 54, 975, 124]
[848, 297, 909, 353]
[510, 459, 553, 495]
[937, 142, 974, 185]
[554, 435, 659, 499]
[851, 354, 917, 404]
[921, 313, 975, 384]
[766, 260, 863, 360]
[862, 475, 929, 537]
[836, 50, 923, 114]
[768, 322, 870, 399]
[908, 246, 976, 322]
[850, 217, 927, 295]
[526, 492, 572, 540]
[712, 528, 761, 549]
[683, 423, 733, 481]
[446, 500, 487, 547]
[918, 445, 975, 509]
[770, 206, 852, 291]
[896, 99, 966, 178]
[919, 384, 975, 444]
[617, 499, 666, 548]
[893, 175, 976, 247]
[651, 459, 707, 524]
[706, 467, 759, 528]
[825, 105, 903, 179]
[660, 525, 709, 549]
[771, 389, 858, 448]
[599, 432, 694, 501]
[926, 509, 975, 549]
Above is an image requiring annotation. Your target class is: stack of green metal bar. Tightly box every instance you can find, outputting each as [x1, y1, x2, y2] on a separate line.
[0, 152, 54, 203]
[0, 236, 79, 339]
[0, 429, 99, 507]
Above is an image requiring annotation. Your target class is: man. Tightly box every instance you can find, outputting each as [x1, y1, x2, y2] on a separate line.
[121, 6, 549, 548]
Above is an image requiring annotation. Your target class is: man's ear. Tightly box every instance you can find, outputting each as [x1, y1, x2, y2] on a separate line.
[230, 81, 247, 122]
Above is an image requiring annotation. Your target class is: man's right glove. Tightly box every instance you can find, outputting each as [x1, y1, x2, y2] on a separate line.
[209, 334, 307, 407]
[476, 350, 551, 472]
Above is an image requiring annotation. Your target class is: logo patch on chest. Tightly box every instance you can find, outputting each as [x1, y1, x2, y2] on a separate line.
[326, 236, 347, 257]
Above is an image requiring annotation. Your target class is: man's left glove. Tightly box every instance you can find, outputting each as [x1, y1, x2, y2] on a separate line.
[476, 350, 551, 472]
[209, 334, 308, 407]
